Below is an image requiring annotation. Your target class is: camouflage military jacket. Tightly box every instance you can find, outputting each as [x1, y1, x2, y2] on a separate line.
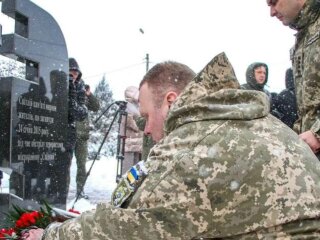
[44, 53, 320, 239]
[290, 0, 320, 136]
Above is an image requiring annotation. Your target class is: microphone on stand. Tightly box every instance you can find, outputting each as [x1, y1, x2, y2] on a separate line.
[95, 101, 127, 124]
[115, 101, 127, 106]
[115, 101, 127, 110]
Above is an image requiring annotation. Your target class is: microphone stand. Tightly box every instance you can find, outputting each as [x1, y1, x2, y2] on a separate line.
[94, 102, 116, 124]
[71, 101, 127, 209]
[115, 101, 127, 183]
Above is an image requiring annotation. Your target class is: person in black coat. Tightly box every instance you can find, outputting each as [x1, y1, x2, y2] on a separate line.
[271, 68, 298, 129]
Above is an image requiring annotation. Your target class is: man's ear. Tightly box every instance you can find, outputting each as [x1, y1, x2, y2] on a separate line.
[165, 91, 178, 108]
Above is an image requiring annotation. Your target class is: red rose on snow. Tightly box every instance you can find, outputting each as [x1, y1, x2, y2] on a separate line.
[68, 208, 81, 214]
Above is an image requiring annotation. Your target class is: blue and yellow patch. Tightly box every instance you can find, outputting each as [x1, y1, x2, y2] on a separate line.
[111, 161, 148, 207]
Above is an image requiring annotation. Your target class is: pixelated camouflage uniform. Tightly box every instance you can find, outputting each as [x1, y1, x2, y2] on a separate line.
[290, 0, 320, 139]
[43, 52, 320, 239]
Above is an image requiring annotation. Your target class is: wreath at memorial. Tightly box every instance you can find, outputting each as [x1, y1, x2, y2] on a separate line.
[1, 202, 80, 239]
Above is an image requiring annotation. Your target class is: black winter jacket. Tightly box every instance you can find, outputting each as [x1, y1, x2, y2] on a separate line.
[66, 79, 88, 150]
[271, 68, 298, 129]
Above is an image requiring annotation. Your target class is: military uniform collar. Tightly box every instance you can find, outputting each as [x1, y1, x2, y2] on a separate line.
[290, 0, 320, 31]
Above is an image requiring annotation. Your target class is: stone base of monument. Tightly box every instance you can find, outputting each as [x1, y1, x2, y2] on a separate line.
[0, 193, 40, 226]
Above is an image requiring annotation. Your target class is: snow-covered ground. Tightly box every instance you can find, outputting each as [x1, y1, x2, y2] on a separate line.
[67, 156, 118, 211]
[1, 156, 118, 213]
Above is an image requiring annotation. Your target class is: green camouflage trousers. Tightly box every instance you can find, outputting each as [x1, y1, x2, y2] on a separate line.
[74, 137, 88, 194]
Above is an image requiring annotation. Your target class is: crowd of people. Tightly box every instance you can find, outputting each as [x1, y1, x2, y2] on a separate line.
[22, 0, 320, 239]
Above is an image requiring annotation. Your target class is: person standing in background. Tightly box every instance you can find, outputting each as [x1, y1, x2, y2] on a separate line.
[240, 62, 281, 116]
[124, 86, 155, 161]
[69, 58, 100, 199]
[266, 0, 320, 156]
[121, 86, 143, 173]
[240, 62, 270, 98]
[271, 68, 298, 129]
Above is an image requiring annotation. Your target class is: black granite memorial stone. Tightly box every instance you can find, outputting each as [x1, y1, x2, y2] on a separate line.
[0, 24, 2, 46]
[0, 0, 69, 221]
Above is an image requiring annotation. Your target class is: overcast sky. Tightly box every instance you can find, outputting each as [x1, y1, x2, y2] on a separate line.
[1, 0, 296, 100]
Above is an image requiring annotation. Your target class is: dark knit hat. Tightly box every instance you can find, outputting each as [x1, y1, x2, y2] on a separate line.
[69, 57, 82, 80]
